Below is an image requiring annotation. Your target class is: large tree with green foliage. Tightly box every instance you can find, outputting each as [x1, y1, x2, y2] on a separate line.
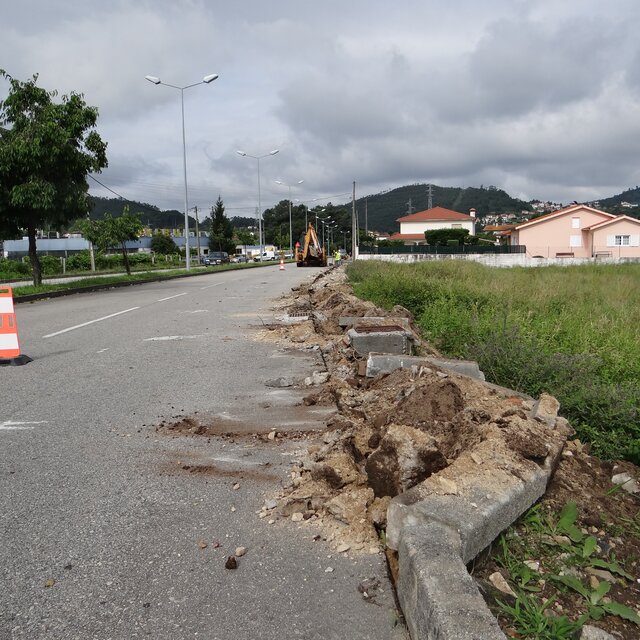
[208, 196, 235, 253]
[80, 208, 143, 275]
[0, 71, 108, 285]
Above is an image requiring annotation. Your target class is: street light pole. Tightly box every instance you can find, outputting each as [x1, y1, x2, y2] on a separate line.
[145, 73, 218, 270]
[237, 149, 279, 260]
[275, 179, 304, 255]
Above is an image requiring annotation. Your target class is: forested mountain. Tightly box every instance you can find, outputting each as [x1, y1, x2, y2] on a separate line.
[337, 184, 533, 234]
[595, 188, 640, 217]
[89, 196, 187, 228]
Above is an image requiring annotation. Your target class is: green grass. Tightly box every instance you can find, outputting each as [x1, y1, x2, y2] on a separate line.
[346, 260, 640, 462]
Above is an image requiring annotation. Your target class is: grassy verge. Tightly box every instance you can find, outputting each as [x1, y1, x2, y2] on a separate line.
[346, 260, 640, 463]
[10, 261, 269, 297]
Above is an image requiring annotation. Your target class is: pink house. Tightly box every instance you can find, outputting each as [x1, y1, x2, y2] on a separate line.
[389, 207, 477, 245]
[507, 204, 640, 258]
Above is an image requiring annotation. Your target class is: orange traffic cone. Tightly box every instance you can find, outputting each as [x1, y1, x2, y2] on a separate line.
[0, 287, 32, 366]
[279, 257, 285, 271]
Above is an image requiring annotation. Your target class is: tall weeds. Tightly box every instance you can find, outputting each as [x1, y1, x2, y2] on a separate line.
[347, 260, 640, 463]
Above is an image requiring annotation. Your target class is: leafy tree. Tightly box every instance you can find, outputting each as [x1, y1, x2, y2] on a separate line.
[150, 233, 179, 255]
[0, 71, 108, 285]
[208, 195, 235, 253]
[80, 208, 143, 275]
[235, 229, 255, 252]
[424, 228, 479, 246]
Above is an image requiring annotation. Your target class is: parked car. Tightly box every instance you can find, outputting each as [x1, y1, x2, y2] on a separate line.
[232, 255, 248, 263]
[204, 251, 229, 266]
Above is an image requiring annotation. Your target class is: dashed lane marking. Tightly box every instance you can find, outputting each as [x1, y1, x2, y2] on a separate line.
[0, 420, 48, 431]
[43, 307, 140, 338]
[157, 293, 187, 302]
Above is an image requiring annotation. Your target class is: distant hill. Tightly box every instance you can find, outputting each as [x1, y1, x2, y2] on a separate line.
[336, 184, 533, 233]
[89, 197, 252, 230]
[595, 188, 640, 217]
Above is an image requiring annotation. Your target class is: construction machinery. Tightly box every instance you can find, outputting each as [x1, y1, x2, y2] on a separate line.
[295, 223, 326, 267]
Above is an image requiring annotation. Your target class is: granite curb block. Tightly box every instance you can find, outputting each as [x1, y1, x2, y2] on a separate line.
[365, 353, 486, 381]
[387, 433, 565, 639]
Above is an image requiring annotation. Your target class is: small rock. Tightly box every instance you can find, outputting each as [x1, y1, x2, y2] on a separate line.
[291, 512, 304, 522]
[585, 567, 615, 582]
[258, 511, 268, 519]
[611, 472, 639, 494]
[336, 543, 351, 553]
[579, 624, 618, 640]
[488, 572, 516, 597]
[230, 506, 236, 512]
[197, 540, 208, 549]
[470, 452, 483, 465]
[265, 377, 295, 388]
[232, 483, 240, 490]
[304, 371, 331, 386]
[44, 579, 55, 588]
[268, 519, 275, 525]
[225, 556, 237, 570]
[235, 547, 247, 557]
[523, 560, 540, 571]
[267, 430, 277, 441]
[589, 575, 600, 589]
[264, 499, 278, 510]
[438, 477, 458, 494]
[325, 567, 334, 573]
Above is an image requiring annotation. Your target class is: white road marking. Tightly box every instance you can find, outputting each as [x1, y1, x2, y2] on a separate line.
[96, 348, 109, 353]
[144, 334, 207, 341]
[200, 282, 223, 290]
[43, 307, 140, 338]
[179, 309, 208, 314]
[157, 293, 187, 302]
[0, 420, 48, 431]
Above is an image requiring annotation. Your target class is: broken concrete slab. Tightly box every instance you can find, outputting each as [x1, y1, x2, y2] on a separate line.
[348, 327, 417, 357]
[365, 353, 485, 381]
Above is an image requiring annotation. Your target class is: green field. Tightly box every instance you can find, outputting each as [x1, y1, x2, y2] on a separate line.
[346, 260, 640, 463]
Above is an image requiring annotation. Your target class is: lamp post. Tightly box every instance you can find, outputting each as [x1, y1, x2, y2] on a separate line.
[314, 208, 326, 230]
[275, 179, 304, 255]
[145, 73, 218, 270]
[236, 149, 279, 260]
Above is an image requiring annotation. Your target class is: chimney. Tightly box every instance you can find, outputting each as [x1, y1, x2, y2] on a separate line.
[469, 208, 476, 218]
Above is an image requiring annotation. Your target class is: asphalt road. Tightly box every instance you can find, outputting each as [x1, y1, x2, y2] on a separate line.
[1, 266, 406, 640]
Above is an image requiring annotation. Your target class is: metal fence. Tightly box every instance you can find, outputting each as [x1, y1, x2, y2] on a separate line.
[360, 244, 526, 255]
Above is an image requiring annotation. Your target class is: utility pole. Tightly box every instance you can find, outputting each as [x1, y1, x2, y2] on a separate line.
[351, 181, 357, 260]
[194, 205, 201, 264]
[406, 198, 415, 215]
[365, 197, 369, 238]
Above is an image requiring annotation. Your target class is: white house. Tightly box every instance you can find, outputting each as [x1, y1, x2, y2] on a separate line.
[389, 207, 477, 245]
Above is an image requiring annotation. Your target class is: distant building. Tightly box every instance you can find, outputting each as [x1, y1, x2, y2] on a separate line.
[389, 207, 477, 245]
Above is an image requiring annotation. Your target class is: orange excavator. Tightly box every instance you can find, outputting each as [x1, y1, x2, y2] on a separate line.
[296, 223, 326, 267]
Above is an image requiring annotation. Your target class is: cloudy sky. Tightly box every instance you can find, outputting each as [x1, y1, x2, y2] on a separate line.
[3, 0, 640, 219]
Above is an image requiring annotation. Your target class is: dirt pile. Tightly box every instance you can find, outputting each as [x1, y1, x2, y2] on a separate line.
[260, 269, 574, 550]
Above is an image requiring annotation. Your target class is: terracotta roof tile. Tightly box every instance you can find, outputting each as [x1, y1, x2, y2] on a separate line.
[397, 206, 474, 223]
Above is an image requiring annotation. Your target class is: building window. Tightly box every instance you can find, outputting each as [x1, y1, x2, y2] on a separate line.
[615, 235, 630, 246]
[451, 223, 462, 229]
[569, 235, 582, 247]
[571, 217, 581, 229]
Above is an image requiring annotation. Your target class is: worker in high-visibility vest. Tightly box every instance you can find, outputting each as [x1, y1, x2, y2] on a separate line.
[334, 249, 342, 266]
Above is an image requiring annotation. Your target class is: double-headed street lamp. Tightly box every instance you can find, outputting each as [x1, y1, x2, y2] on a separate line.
[275, 179, 304, 255]
[236, 149, 279, 260]
[145, 73, 218, 270]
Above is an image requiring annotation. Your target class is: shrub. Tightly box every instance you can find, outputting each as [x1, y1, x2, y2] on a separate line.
[66, 251, 92, 271]
[0, 259, 30, 277]
[39, 255, 63, 275]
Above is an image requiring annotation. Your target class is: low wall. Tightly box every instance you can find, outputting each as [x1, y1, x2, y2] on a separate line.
[357, 253, 640, 268]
